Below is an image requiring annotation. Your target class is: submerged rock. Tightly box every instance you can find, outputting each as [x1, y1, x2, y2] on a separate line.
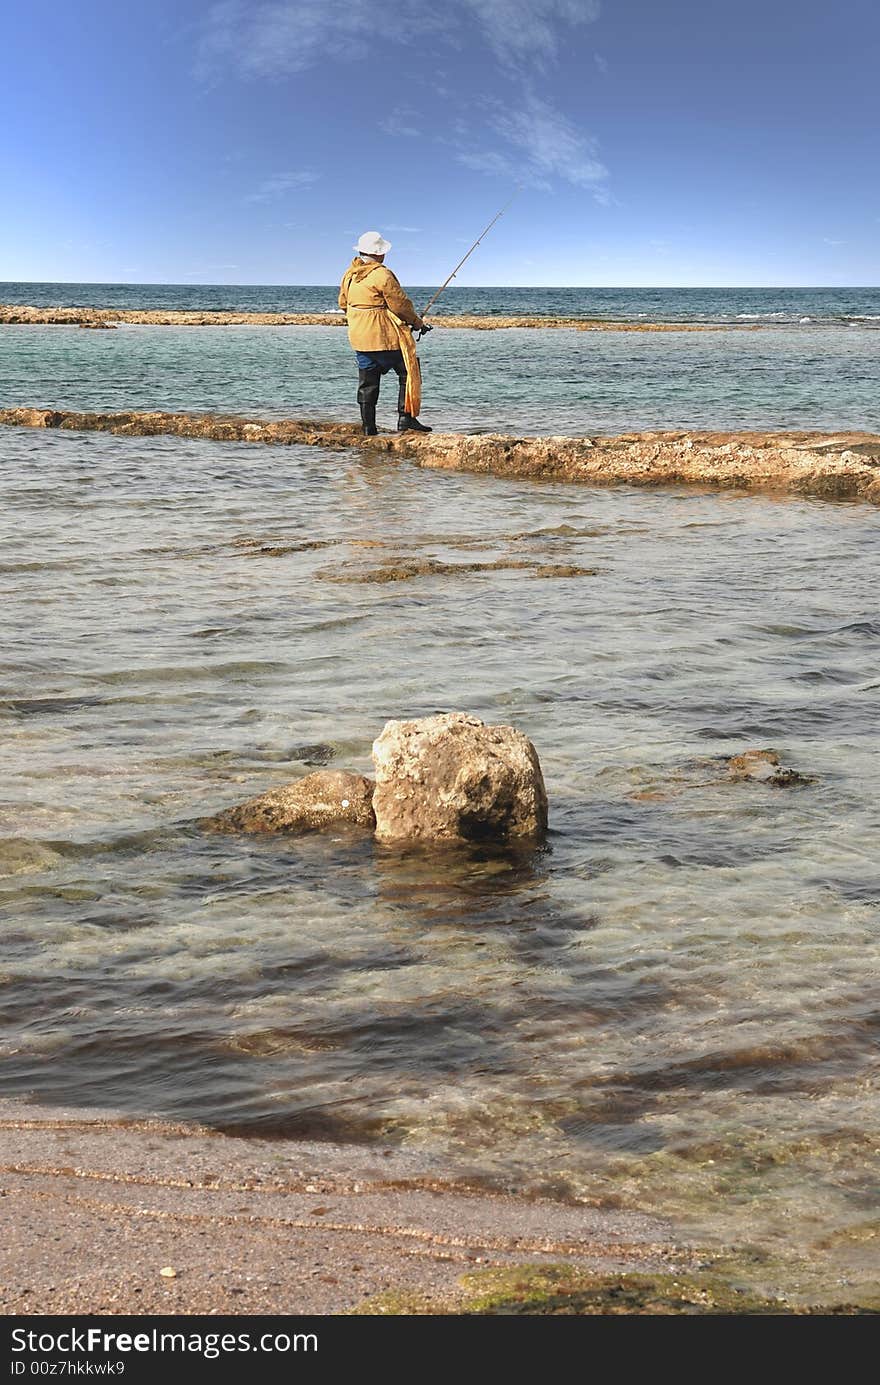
[0, 838, 62, 877]
[205, 770, 375, 834]
[727, 749, 811, 787]
[288, 742, 335, 766]
[372, 712, 548, 845]
[622, 748, 814, 801]
[317, 556, 597, 584]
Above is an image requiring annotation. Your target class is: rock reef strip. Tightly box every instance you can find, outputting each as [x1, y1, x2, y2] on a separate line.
[3, 407, 879, 503]
[317, 556, 598, 582]
[0, 304, 710, 332]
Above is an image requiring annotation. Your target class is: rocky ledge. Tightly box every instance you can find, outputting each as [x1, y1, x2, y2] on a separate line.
[0, 304, 709, 331]
[2, 406, 880, 503]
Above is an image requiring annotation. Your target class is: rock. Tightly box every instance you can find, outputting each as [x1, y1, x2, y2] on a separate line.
[317, 557, 598, 584]
[0, 304, 703, 331]
[727, 749, 811, 787]
[287, 742, 335, 766]
[372, 712, 547, 844]
[4, 408, 880, 505]
[0, 839, 62, 877]
[205, 770, 375, 833]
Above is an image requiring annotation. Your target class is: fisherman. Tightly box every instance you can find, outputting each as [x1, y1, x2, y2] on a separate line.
[339, 231, 432, 436]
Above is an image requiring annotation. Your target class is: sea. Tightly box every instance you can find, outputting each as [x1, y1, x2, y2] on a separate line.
[4, 281, 880, 327]
[1, 282, 879, 1301]
[2, 283, 879, 436]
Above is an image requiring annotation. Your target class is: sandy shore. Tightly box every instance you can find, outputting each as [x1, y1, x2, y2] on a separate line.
[0, 1099, 686, 1316]
[0, 304, 713, 332]
[3, 406, 880, 504]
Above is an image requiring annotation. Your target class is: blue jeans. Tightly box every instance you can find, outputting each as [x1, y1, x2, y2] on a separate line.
[354, 349, 405, 373]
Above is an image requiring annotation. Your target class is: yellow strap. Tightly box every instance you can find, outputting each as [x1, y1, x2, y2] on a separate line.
[386, 310, 421, 417]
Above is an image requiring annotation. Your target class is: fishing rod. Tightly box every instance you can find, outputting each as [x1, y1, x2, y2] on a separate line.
[417, 187, 522, 335]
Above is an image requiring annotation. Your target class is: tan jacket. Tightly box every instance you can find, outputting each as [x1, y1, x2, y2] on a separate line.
[338, 258, 424, 351]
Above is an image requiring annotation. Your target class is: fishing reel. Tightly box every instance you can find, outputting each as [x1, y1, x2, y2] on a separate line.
[416, 323, 433, 340]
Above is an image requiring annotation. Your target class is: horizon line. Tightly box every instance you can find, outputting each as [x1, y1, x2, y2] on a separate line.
[2, 280, 879, 291]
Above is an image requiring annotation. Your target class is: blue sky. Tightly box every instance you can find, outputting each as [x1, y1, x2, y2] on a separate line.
[3, 0, 878, 285]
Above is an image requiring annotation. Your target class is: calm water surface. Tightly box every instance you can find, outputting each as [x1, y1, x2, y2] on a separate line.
[1, 417, 879, 1296]
[1, 318, 879, 434]
[2, 303, 880, 1297]
[4, 281, 880, 326]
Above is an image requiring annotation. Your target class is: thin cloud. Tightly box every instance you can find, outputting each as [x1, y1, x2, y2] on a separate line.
[464, 0, 601, 69]
[380, 106, 424, 138]
[459, 148, 532, 184]
[460, 94, 608, 198]
[195, 0, 599, 79]
[196, 3, 609, 201]
[244, 171, 318, 203]
[497, 96, 606, 188]
[197, 1, 438, 80]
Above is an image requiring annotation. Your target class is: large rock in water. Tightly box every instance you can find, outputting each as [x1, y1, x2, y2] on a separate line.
[372, 712, 548, 844]
[206, 770, 375, 833]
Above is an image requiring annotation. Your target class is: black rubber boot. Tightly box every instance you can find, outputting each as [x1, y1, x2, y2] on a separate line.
[395, 363, 408, 416]
[357, 367, 381, 435]
[398, 413, 432, 433]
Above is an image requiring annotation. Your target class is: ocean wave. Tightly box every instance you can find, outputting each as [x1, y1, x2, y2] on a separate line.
[729, 310, 880, 328]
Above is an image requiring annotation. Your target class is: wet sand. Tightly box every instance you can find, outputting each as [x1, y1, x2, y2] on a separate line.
[0, 1099, 685, 1316]
[3, 407, 879, 504]
[0, 304, 713, 331]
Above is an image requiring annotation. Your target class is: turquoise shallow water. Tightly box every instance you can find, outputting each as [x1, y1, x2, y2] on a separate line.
[1, 318, 879, 434]
[1, 300, 879, 1295]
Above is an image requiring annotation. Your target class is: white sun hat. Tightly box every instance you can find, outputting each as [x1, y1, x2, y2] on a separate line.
[354, 231, 392, 255]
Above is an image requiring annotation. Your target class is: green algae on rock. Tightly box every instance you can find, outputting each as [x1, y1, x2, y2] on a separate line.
[352, 1263, 880, 1315]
